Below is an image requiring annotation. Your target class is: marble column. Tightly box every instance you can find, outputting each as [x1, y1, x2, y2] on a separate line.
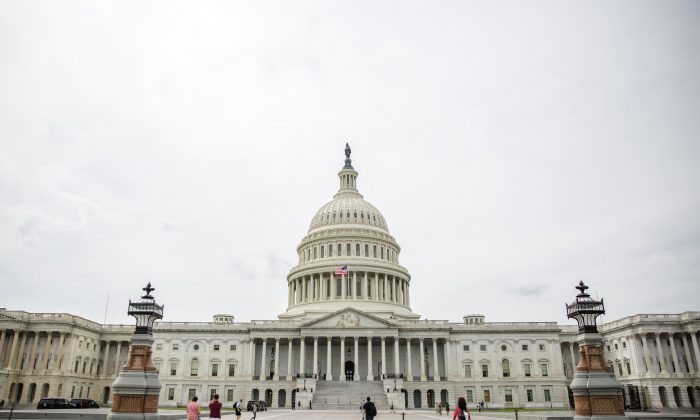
[326, 337, 333, 380]
[393, 337, 400, 375]
[274, 338, 280, 380]
[341, 274, 347, 299]
[354, 336, 359, 381]
[374, 274, 379, 300]
[381, 337, 387, 377]
[313, 337, 319, 378]
[640, 334, 652, 373]
[364, 272, 369, 300]
[339, 337, 345, 381]
[299, 337, 305, 376]
[445, 339, 451, 380]
[0, 330, 6, 368]
[352, 272, 356, 299]
[287, 338, 293, 381]
[261, 339, 267, 379]
[655, 334, 668, 373]
[15, 333, 27, 370]
[681, 334, 695, 373]
[6, 331, 20, 369]
[690, 333, 700, 374]
[248, 339, 255, 378]
[419, 338, 426, 381]
[29, 333, 39, 371]
[302, 277, 307, 303]
[406, 338, 413, 381]
[331, 272, 336, 299]
[433, 338, 440, 379]
[367, 337, 374, 381]
[55, 333, 66, 371]
[569, 343, 577, 374]
[669, 335, 681, 373]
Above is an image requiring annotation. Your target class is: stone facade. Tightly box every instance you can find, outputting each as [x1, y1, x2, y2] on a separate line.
[1, 149, 698, 410]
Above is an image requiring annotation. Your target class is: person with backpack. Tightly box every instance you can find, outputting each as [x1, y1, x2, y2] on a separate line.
[234, 399, 242, 420]
[364, 397, 377, 420]
[453, 397, 471, 420]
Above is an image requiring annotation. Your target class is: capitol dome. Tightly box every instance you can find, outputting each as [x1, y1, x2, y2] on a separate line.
[281, 144, 419, 321]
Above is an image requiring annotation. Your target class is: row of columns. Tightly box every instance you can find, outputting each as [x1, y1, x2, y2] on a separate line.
[288, 271, 410, 307]
[636, 332, 700, 374]
[0, 330, 68, 371]
[248, 336, 445, 381]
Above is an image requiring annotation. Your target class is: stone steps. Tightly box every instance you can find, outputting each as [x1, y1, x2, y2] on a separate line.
[312, 380, 388, 410]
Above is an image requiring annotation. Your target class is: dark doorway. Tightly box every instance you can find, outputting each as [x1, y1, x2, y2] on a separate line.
[427, 389, 435, 408]
[265, 389, 273, 406]
[413, 390, 422, 408]
[401, 389, 408, 409]
[252, 388, 259, 401]
[103, 387, 111, 404]
[291, 389, 297, 408]
[345, 360, 355, 381]
[440, 389, 448, 404]
[278, 389, 286, 407]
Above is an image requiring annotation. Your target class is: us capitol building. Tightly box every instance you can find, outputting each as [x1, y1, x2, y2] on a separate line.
[1, 146, 699, 411]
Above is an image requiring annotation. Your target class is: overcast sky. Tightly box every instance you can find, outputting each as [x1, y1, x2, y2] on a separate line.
[1, 1, 698, 328]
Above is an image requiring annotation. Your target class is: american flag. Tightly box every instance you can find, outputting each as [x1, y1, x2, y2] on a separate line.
[334, 266, 349, 275]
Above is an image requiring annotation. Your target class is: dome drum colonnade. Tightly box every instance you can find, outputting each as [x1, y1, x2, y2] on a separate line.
[284, 144, 416, 320]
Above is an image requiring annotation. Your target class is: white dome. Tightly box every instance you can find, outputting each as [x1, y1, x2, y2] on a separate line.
[308, 194, 389, 233]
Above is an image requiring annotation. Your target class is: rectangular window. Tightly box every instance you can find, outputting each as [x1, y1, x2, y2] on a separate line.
[337, 243, 341, 256]
[539, 344, 545, 351]
[356, 244, 360, 255]
[156, 343, 163, 350]
[211, 363, 218, 376]
[481, 364, 489, 377]
[347, 243, 351, 255]
[365, 244, 368, 256]
[188, 388, 196, 401]
[210, 389, 217, 400]
[155, 361, 162, 373]
[623, 342, 627, 349]
[483, 390, 491, 403]
[614, 343, 618, 350]
[227, 389, 234, 402]
[541, 363, 548, 376]
[505, 390, 513, 403]
[71, 386, 75, 398]
[173, 344, 179, 350]
[214, 344, 220, 351]
[463, 345, 470, 351]
[466, 389, 474, 403]
[524, 363, 531, 377]
[544, 389, 551, 402]
[230, 344, 236, 351]
[480, 344, 487, 351]
[373, 245, 377, 258]
[168, 388, 175, 400]
[464, 365, 471, 377]
[321, 246, 325, 257]
[626, 362, 631, 375]
[170, 362, 177, 376]
[527, 389, 533, 402]
[617, 363, 623, 375]
[522, 344, 528, 351]
[606, 345, 611, 351]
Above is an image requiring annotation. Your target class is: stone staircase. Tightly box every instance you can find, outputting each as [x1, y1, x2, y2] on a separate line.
[312, 381, 388, 410]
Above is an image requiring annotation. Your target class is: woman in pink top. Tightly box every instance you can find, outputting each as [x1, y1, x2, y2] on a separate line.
[187, 396, 200, 420]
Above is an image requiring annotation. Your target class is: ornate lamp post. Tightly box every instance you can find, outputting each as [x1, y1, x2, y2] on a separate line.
[108, 283, 164, 420]
[566, 281, 625, 420]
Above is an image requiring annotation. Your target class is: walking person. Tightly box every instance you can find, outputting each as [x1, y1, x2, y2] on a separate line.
[208, 394, 222, 420]
[234, 399, 243, 420]
[360, 400, 366, 420]
[453, 397, 471, 420]
[364, 397, 377, 420]
[250, 402, 258, 420]
[186, 396, 200, 420]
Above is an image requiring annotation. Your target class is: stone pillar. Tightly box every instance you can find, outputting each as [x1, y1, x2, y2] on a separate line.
[367, 337, 374, 381]
[569, 343, 577, 375]
[248, 339, 255, 379]
[445, 339, 451, 380]
[640, 334, 652, 373]
[326, 337, 333, 381]
[302, 277, 307, 303]
[433, 339, 440, 379]
[392, 277, 397, 303]
[339, 337, 345, 381]
[364, 272, 368, 300]
[7, 330, 20, 369]
[374, 273, 379, 300]
[0, 329, 6, 368]
[419, 338, 426, 381]
[331, 272, 336, 299]
[669, 335, 681, 374]
[260, 339, 267, 379]
[287, 338, 293, 381]
[681, 334, 695, 373]
[393, 337, 400, 375]
[341, 274, 347, 299]
[114, 342, 124, 375]
[15, 332, 27, 370]
[655, 334, 668, 373]
[313, 337, 319, 378]
[299, 337, 305, 376]
[320, 274, 325, 301]
[381, 337, 387, 377]
[55, 333, 66, 371]
[352, 272, 357, 299]
[354, 336, 360, 380]
[689, 333, 700, 375]
[406, 338, 413, 381]
[28, 333, 39, 371]
[274, 338, 281, 380]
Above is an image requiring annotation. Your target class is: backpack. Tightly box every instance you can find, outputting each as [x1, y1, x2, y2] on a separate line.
[367, 402, 377, 417]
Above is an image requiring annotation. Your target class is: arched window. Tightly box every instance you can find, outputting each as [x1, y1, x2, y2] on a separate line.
[381, 247, 384, 259]
[502, 359, 510, 377]
[339, 211, 343, 219]
[321, 246, 325, 258]
[347, 243, 351, 255]
[327, 245, 331, 257]
[313, 247, 317, 259]
[356, 244, 360, 256]
[365, 244, 369, 256]
[191, 358, 199, 376]
[337, 244, 342, 256]
[373, 245, 377, 258]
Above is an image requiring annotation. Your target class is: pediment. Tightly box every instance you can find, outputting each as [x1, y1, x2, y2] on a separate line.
[301, 308, 397, 329]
